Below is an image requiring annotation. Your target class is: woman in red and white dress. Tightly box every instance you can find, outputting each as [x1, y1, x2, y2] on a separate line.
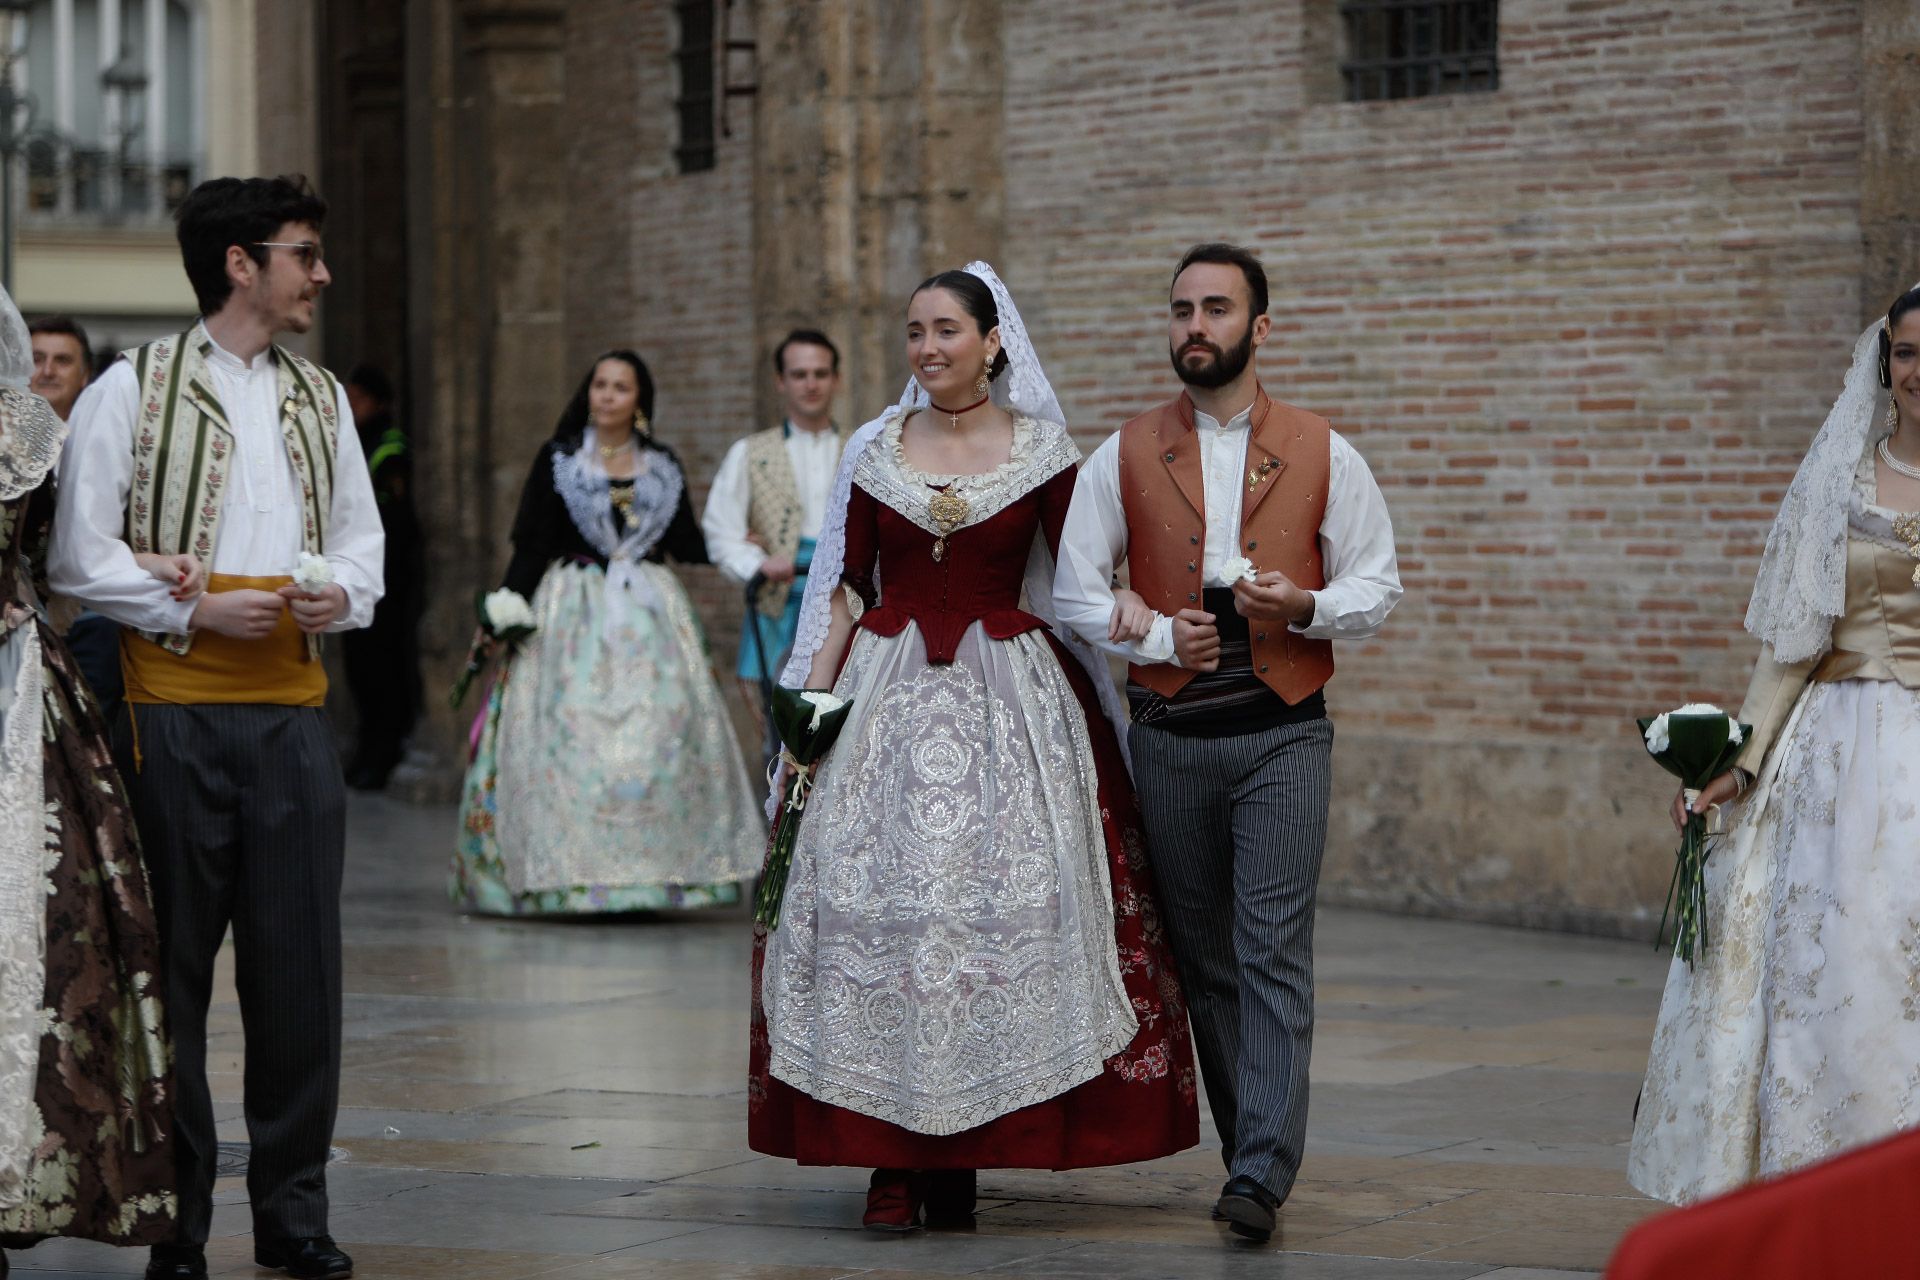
[749, 264, 1198, 1230]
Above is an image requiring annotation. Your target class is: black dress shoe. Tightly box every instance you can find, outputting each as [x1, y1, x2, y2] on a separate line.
[145, 1242, 208, 1280]
[922, 1167, 977, 1230]
[255, 1236, 353, 1279]
[1213, 1175, 1279, 1242]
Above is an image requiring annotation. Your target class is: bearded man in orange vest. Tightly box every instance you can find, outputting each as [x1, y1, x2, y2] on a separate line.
[1055, 242, 1402, 1243]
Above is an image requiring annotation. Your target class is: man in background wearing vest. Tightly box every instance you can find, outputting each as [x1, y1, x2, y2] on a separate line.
[700, 328, 844, 764]
[51, 175, 383, 1280]
[1055, 242, 1401, 1243]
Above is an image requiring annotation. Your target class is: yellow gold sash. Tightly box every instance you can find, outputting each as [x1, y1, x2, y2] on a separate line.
[121, 573, 327, 709]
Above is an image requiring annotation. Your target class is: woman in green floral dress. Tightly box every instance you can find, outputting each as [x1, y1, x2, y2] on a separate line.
[0, 294, 174, 1270]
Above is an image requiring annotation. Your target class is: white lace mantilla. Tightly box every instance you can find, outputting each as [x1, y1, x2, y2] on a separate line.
[0, 388, 66, 504]
[762, 618, 1138, 1135]
[0, 623, 47, 1210]
[852, 409, 1081, 540]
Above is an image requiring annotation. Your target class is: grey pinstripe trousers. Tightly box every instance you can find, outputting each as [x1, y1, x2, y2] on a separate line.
[1130, 716, 1333, 1203]
[113, 703, 345, 1246]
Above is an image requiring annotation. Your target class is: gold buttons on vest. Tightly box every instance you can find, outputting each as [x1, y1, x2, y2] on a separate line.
[1246, 540, 1257, 550]
[1189, 535, 1199, 545]
[1187, 562, 1196, 572]
[1188, 592, 1198, 602]
[1259, 664, 1269, 673]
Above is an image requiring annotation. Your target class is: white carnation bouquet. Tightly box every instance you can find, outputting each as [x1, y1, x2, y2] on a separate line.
[449, 588, 538, 709]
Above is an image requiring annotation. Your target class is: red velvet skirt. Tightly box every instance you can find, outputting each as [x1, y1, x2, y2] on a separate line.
[747, 634, 1199, 1169]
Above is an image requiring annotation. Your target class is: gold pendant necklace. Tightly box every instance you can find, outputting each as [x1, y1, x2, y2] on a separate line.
[927, 486, 970, 562]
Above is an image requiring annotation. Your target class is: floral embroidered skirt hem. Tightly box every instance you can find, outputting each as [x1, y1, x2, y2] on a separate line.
[747, 632, 1199, 1170]
[0, 625, 174, 1246]
[1629, 677, 1920, 1204]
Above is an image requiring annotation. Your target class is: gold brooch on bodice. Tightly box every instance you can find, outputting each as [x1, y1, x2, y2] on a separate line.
[1247, 457, 1284, 492]
[928, 487, 970, 562]
[1893, 513, 1920, 588]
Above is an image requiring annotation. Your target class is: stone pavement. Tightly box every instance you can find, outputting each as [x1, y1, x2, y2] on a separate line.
[15, 794, 1675, 1278]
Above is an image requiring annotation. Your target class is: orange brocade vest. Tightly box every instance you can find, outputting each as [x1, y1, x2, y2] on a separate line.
[1118, 387, 1334, 705]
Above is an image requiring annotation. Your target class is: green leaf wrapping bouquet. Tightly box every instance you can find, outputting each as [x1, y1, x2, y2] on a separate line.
[753, 687, 855, 930]
[1635, 703, 1752, 966]
[449, 588, 538, 710]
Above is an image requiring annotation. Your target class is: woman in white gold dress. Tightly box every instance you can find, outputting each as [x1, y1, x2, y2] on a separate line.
[1629, 285, 1920, 1203]
[452, 350, 763, 915]
[748, 265, 1196, 1232]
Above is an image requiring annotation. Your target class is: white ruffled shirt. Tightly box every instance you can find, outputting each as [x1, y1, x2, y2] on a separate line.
[1055, 400, 1403, 665]
[49, 333, 384, 633]
[700, 421, 841, 584]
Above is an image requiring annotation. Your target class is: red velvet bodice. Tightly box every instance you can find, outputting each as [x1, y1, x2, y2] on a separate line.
[842, 465, 1077, 664]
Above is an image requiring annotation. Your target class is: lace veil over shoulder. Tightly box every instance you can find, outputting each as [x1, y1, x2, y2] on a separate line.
[1745, 288, 1919, 663]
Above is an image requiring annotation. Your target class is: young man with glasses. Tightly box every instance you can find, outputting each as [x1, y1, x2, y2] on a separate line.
[51, 175, 383, 1280]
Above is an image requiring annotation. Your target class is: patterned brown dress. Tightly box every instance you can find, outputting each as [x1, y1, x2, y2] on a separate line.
[0, 477, 175, 1249]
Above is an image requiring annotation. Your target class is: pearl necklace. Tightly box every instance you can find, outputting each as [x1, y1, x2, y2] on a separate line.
[1879, 436, 1920, 482]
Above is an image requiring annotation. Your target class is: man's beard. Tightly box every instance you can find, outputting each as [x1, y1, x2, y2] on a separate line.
[1170, 321, 1254, 390]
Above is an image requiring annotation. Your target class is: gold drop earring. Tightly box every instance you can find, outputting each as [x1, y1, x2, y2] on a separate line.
[973, 358, 992, 398]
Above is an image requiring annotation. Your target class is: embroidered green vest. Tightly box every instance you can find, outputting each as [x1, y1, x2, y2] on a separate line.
[122, 326, 341, 656]
[744, 423, 840, 617]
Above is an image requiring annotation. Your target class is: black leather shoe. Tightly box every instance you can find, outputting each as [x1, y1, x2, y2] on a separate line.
[922, 1167, 977, 1230]
[255, 1236, 353, 1279]
[1213, 1176, 1279, 1242]
[145, 1243, 208, 1280]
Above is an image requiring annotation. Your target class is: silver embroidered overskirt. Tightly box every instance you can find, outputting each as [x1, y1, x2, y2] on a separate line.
[1629, 676, 1920, 1203]
[762, 618, 1139, 1136]
[493, 559, 764, 895]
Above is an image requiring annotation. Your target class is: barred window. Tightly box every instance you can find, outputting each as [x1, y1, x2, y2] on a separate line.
[674, 0, 717, 173]
[1340, 0, 1499, 103]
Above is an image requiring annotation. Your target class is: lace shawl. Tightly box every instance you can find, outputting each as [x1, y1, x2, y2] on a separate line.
[551, 437, 685, 566]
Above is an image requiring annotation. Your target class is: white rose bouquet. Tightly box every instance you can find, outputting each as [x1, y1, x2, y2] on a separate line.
[753, 687, 855, 930]
[1635, 702, 1751, 966]
[449, 588, 539, 709]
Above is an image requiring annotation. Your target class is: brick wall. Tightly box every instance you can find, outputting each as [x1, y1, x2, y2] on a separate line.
[1003, 0, 1866, 932]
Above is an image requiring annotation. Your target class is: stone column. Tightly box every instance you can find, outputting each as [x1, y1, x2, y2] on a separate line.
[1862, 0, 1920, 318]
[751, 0, 1005, 426]
[403, 0, 569, 792]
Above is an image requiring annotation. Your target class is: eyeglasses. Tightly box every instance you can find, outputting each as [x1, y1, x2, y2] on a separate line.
[252, 241, 325, 270]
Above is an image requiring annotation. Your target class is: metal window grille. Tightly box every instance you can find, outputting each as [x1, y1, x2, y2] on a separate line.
[674, 0, 717, 173]
[1340, 0, 1499, 103]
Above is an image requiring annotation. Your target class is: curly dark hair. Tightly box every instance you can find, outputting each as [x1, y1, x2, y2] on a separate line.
[174, 175, 328, 316]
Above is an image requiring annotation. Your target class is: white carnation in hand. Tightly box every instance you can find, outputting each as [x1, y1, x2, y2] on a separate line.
[1643, 713, 1670, 755]
[1219, 555, 1257, 585]
[482, 588, 535, 633]
[799, 690, 846, 732]
[293, 553, 333, 593]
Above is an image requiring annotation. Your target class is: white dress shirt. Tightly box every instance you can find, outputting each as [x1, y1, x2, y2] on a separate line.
[1055, 403, 1403, 665]
[701, 421, 841, 584]
[49, 334, 385, 634]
